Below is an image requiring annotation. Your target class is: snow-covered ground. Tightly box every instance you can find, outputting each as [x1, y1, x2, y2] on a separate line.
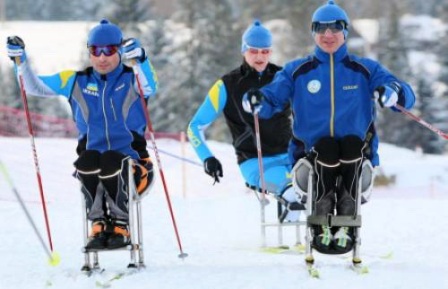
[0, 137, 447, 289]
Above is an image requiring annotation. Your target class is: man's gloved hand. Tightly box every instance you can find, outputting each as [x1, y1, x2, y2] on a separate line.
[204, 156, 223, 184]
[375, 82, 402, 108]
[7, 36, 27, 63]
[122, 38, 146, 62]
[242, 88, 264, 114]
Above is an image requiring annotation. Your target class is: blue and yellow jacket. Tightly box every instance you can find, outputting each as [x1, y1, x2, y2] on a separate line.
[16, 59, 158, 160]
[259, 44, 415, 166]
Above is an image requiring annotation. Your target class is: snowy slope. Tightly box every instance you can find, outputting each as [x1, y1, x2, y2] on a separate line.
[0, 137, 447, 289]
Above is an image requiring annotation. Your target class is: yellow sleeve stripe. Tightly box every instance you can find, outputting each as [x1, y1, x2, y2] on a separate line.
[208, 79, 223, 112]
[59, 70, 76, 88]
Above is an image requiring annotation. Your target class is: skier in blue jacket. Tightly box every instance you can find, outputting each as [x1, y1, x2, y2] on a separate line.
[6, 19, 158, 249]
[188, 20, 303, 222]
[243, 1, 416, 252]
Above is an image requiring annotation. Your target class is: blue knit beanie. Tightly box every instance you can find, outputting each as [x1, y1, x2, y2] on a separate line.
[87, 19, 123, 47]
[311, 1, 349, 38]
[312, 0, 350, 25]
[241, 20, 272, 53]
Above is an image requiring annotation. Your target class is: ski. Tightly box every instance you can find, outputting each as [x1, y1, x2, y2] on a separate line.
[305, 262, 369, 278]
[306, 263, 320, 278]
[94, 268, 140, 288]
[350, 263, 369, 274]
[95, 271, 127, 288]
[76, 266, 141, 288]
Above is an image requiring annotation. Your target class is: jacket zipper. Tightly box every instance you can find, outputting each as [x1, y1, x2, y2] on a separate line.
[330, 54, 335, 137]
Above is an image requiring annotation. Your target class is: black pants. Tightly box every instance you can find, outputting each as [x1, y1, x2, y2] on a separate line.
[74, 150, 150, 223]
[309, 135, 365, 216]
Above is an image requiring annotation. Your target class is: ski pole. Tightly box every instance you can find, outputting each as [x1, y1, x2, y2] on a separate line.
[0, 159, 60, 266]
[146, 145, 202, 167]
[394, 104, 448, 140]
[253, 112, 270, 247]
[125, 53, 187, 259]
[14, 57, 55, 252]
[253, 112, 269, 205]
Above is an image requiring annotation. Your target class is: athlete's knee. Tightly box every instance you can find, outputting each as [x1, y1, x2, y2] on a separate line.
[312, 137, 340, 166]
[99, 150, 130, 178]
[340, 135, 364, 161]
[74, 150, 101, 174]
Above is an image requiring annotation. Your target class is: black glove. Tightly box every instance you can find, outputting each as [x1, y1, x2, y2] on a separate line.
[204, 157, 223, 184]
[242, 88, 264, 114]
[7, 36, 26, 62]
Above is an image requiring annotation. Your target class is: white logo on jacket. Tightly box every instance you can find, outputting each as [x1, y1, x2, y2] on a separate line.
[115, 83, 125, 91]
[307, 80, 321, 94]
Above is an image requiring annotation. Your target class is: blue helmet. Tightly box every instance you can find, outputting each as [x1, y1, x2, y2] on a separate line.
[311, 0, 350, 26]
[241, 20, 272, 53]
[87, 19, 123, 47]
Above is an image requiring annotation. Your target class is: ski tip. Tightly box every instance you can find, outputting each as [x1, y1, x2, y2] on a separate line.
[48, 251, 61, 267]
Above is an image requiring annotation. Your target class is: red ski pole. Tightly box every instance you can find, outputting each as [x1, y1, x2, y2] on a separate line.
[128, 56, 187, 259]
[14, 57, 56, 254]
[394, 104, 448, 140]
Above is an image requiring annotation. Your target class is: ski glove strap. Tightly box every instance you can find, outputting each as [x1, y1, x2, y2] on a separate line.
[242, 88, 264, 114]
[204, 157, 223, 184]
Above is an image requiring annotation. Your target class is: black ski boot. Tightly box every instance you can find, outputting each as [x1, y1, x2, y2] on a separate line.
[86, 219, 108, 250]
[106, 220, 130, 249]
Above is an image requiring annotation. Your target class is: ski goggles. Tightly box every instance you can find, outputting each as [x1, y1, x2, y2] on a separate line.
[88, 45, 120, 57]
[312, 21, 346, 35]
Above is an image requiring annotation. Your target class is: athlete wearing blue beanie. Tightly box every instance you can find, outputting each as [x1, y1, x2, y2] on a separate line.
[242, 0, 416, 257]
[7, 18, 159, 252]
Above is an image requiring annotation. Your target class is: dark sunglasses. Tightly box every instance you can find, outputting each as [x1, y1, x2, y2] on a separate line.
[312, 21, 345, 35]
[88, 45, 119, 57]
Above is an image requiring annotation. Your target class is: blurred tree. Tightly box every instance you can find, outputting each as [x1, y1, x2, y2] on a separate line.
[375, 0, 415, 150]
[149, 0, 240, 139]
